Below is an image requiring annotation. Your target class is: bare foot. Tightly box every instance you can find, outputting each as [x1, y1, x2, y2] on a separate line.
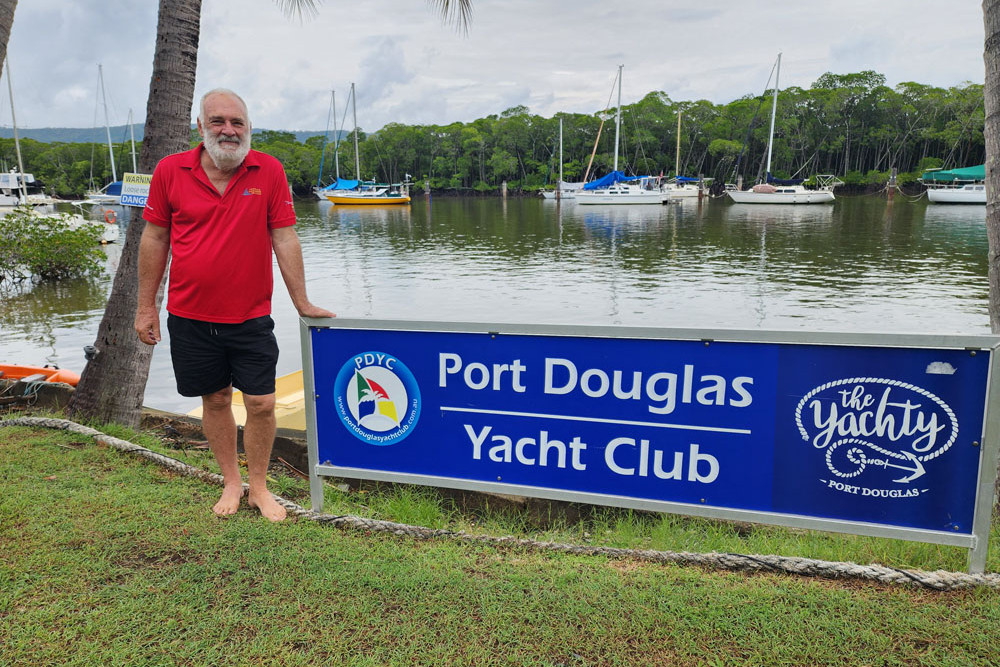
[213, 484, 244, 517]
[248, 491, 287, 522]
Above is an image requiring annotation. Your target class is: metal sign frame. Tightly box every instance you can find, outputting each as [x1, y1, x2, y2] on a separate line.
[300, 318, 1000, 574]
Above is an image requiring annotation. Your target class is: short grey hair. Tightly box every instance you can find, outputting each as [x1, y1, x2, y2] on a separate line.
[198, 88, 251, 125]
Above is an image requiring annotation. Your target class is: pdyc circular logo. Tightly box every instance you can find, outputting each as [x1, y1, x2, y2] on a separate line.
[333, 351, 421, 446]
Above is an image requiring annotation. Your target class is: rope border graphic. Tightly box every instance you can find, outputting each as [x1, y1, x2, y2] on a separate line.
[795, 377, 959, 465]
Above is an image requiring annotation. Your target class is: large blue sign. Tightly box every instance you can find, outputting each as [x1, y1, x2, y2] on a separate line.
[309, 327, 993, 535]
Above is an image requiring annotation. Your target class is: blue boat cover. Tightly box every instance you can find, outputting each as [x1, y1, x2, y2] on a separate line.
[320, 178, 360, 192]
[105, 180, 123, 196]
[583, 171, 649, 190]
[676, 176, 700, 183]
[765, 173, 804, 186]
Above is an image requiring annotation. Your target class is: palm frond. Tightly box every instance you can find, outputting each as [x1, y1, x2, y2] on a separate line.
[428, 0, 473, 34]
[274, 0, 320, 21]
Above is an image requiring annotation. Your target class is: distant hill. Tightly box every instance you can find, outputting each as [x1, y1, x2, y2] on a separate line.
[0, 125, 345, 144]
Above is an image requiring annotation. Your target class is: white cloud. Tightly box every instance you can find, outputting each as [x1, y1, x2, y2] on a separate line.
[0, 0, 986, 132]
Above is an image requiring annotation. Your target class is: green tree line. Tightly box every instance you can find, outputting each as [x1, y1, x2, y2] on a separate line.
[5, 71, 983, 197]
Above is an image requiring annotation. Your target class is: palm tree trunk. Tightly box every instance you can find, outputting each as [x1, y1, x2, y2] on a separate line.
[0, 0, 17, 73]
[67, 0, 202, 427]
[66, 0, 470, 427]
[985, 0, 1000, 333]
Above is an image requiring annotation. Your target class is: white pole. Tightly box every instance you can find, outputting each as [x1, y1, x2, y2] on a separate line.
[332, 90, 341, 180]
[351, 83, 360, 181]
[765, 53, 781, 179]
[557, 117, 563, 199]
[128, 108, 137, 172]
[675, 110, 682, 177]
[318, 90, 334, 188]
[99, 64, 117, 182]
[5, 58, 27, 201]
[612, 64, 622, 173]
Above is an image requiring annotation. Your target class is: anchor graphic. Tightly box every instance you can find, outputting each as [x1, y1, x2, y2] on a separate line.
[868, 451, 926, 483]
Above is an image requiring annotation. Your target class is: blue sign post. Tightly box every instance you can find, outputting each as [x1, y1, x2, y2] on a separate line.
[300, 319, 1000, 573]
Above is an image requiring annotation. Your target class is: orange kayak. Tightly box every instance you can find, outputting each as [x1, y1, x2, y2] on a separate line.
[0, 364, 81, 386]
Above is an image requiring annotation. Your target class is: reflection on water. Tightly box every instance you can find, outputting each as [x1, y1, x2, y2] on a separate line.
[0, 196, 989, 413]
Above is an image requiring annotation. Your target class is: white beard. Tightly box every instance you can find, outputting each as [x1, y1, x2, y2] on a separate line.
[204, 131, 251, 171]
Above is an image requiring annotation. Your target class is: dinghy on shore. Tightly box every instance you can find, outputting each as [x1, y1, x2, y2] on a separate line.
[0, 364, 81, 386]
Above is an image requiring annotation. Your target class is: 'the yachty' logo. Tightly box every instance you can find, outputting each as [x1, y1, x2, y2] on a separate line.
[334, 351, 421, 445]
[795, 378, 958, 497]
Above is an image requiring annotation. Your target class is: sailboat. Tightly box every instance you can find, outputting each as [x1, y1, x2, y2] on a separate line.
[921, 164, 987, 204]
[82, 64, 122, 206]
[1, 59, 117, 243]
[541, 118, 583, 200]
[313, 89, 339, 200]
[727, 54, 838, 205]
[661, 110, 704, 198]
[324, 83, 411, 206]
[576, 65, 666, 205]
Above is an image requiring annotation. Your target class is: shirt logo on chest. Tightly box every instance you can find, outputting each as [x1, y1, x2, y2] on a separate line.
[242, 187, 262, 196]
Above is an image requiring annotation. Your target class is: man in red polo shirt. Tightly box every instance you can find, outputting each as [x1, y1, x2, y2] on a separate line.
[135, 88, 333, 522]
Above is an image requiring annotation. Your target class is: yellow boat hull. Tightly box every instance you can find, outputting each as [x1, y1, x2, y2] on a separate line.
[325, 193, 411, 205]
[187, 370, 306, 432]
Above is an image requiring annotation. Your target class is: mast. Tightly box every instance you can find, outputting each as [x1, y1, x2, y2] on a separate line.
[127, 108, 137, 172]
[98, 64, 117, 183]
[351, 82, 360, 181]
[675, 110, 682, 177]
[558, 117, 563, 198]
[5, 59, 27, 201]
[765, 53, 781, 180]
[612, 64, 623, 173]
[333, 90, 340, 179]
[318, 89, 334, 188]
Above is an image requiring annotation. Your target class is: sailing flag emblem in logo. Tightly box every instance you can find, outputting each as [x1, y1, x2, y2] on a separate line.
[334, 351, 421, 445]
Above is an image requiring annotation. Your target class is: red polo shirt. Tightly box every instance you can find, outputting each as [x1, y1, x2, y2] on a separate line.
[143, 144, 296, 323]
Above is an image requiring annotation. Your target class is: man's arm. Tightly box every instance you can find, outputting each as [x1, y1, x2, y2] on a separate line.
[271, 226, 335, 318]
[134, 223, 171, 345]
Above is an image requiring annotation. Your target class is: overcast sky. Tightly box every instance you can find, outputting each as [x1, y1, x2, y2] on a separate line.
[3, 0, 987, 134]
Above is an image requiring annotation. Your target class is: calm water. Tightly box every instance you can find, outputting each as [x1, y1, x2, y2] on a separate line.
[0, 195, 989, 414]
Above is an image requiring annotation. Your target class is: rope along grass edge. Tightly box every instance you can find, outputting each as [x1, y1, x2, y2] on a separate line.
[4, 416, 997, 591]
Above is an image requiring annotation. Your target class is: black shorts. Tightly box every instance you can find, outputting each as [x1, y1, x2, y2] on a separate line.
[167, 314, 279, 398]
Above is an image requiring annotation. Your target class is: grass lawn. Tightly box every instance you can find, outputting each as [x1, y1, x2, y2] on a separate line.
[2, 423, 999, 666]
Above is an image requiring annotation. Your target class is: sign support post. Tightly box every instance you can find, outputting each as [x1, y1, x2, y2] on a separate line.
[968, 347, 1000, 573]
